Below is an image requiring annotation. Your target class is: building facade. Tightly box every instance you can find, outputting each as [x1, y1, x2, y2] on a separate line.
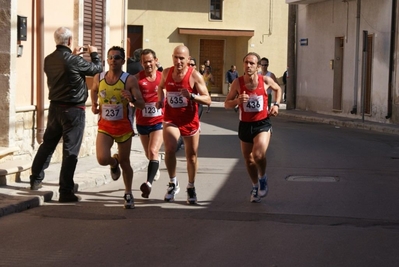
[287, 0, 399, 124]
[0, 0, 288, 180]
[127, 0, 288, 95]
[0, 0, 127, 179]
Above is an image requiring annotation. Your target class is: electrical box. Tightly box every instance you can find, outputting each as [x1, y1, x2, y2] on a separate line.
[17, 15, 27, 41]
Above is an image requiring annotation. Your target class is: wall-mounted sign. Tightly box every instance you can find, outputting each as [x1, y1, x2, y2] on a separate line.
[300, 38, 308, 46]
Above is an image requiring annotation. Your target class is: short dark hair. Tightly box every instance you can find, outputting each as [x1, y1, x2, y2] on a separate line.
[260, 57, 269, 64]
[243, 52, 261, 64]
[108, 46, 126, 59]
[141, 48, 157, 59]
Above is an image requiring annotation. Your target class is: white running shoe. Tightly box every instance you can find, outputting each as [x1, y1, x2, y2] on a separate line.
[250, 188, 261, 203]
[164, 182, 180, 202]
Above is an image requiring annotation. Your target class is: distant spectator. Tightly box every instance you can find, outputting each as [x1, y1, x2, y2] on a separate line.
[259, 57, 278, 110]
[127, 48, 143, 75]
[226, 65, 239, 92]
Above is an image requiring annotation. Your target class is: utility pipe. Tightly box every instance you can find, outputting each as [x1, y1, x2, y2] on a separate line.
[35, 0, 45, 144]
[386, 0, 397, 119]
[351, 0, 361, 114]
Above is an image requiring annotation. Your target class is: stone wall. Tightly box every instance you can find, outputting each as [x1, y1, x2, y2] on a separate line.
[14, 105, 99, 164]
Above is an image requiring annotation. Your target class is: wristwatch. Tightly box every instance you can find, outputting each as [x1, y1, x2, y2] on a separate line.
[273, 102, 280, 108]
[190, 93, 196, 100]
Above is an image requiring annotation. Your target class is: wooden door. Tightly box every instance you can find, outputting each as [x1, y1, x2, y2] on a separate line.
[200, 39, 224, 94]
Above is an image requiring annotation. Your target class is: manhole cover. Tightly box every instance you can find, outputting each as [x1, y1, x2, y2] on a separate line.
[286, 175, 339, 182]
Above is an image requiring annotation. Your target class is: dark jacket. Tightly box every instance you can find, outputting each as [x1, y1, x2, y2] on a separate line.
[44, 45, 102, 105]
[127, 61, 143, 75]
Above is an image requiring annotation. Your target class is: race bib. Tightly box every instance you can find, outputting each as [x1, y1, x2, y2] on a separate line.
[101, 104, 123, 121]
[243, 95, 263, 112]
[142, 102, 162, 117]
[167, 91, 188, 108]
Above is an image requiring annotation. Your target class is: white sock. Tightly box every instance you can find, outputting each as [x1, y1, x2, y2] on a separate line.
[170, 177, 177, 184]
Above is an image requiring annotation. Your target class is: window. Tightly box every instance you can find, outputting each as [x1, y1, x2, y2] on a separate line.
[210, 0, 222, 20]
[83, 0, 105, 63]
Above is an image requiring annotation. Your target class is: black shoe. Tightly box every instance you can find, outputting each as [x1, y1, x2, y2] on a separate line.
[59, 192, 80, 203]
[30, 181, 43, 190]
[140, 182, 151, 198]
[186, 187, 197, 204]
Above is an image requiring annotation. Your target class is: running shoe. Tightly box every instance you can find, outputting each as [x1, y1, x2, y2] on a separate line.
[258, 177, 268, 198]
[124, 193, 135, 209]
[250, 188, 261, 203]
[186, 187, 197, 204]
[140, 182, 152, 198]
[164, 182, 180, 202]
[110, 154, 121, 181]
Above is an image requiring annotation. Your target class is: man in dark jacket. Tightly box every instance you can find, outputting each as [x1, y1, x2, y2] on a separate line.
[29, 27, 102, 202]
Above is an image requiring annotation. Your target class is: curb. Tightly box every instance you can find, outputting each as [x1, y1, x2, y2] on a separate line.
[0, 148, 150, 218]
[279, 110, 399, 136]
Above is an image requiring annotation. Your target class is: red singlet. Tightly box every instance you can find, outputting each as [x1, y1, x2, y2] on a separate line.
[136, 70, 164, 126]
[238, 74, 269, 122]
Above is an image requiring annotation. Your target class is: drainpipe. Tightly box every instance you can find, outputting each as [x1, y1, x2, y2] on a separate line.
[351, 0, 361, 114]
[35, 0, 45, 144]
[286, 4, 297, 110]
[386, 0, 397, 119]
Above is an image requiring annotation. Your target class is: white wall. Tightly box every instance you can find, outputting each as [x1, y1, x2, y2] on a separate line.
[295, 0, 393, 122]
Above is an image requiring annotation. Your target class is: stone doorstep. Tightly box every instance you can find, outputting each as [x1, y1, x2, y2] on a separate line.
[0, 160, 31, 186]
[0, 147, 19, 158]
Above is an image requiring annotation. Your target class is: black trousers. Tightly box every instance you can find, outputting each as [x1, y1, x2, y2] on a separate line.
[30, 103, 85, 194]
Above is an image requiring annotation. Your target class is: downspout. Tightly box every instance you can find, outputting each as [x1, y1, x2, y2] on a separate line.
[351, 0, 361, 114]
[35, 0, 45, 144]
[286, 4, 297, 110]
[122, 0, 127, 48]
[386, 0, 397, 119]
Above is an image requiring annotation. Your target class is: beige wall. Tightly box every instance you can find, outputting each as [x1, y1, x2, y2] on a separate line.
[127, 0, 288, 86]
[4, 0, 126, 162]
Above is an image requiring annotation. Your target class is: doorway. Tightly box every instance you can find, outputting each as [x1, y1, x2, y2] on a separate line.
[333, 37, 344, 111]
[364, 35, 373, 115]
[127, 25, 143, 58]
[199, 39, 225, 94]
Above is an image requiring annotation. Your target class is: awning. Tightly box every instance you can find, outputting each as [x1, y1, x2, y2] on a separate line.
[178, 27, 254, 37]
[286, 0, 329, 4]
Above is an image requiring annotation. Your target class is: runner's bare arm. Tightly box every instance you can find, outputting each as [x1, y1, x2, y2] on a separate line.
[123, 75, 145, 109]
[190, 70, 211, 105]
[224, 79, 240, 109]
[264, 75, 282, 104]
[156, 68, 168, 109]
[264, 75, 282, 116]
[90, 73, 100, 114]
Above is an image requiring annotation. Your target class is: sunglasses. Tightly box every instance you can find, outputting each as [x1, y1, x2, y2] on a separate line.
[189, 64, 196, 66]
[108, 55, 123, 60]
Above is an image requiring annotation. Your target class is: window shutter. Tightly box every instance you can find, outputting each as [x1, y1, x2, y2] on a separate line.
[83, 0, 105, 64]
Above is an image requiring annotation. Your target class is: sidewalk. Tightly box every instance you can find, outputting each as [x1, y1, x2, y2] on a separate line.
[1, 104, 398, 218]
[279, 106, 399, 136]
[0, 136, 150, 217]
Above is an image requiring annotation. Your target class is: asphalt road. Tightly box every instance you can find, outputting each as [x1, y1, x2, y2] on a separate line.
[1, 103, 398, 267]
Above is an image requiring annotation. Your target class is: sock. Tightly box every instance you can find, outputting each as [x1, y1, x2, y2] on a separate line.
[259, 174, 267, 180]
[170, 177, 177, 184]
[187, 182, 194, 188]
[147, 160, 159, 184]
[252, 183, 258, 189]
